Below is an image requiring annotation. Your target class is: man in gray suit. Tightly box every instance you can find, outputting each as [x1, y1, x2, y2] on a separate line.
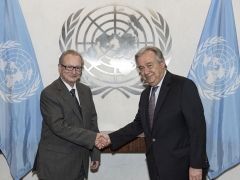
[34, 50, 105, 180]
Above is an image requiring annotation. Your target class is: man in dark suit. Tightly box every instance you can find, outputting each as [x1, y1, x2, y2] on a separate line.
[98, 46, 209, 180]
[34, 50, 105, 180]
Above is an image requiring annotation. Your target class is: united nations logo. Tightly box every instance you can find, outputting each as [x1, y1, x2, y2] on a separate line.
[59, 3, 172, 98]
[189, 37, 240, 100]
[0, 41, 41, 103]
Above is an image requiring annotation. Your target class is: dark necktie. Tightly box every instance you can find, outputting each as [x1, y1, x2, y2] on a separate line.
[149, 86, 158, 129]
[70, 89, 82, 117]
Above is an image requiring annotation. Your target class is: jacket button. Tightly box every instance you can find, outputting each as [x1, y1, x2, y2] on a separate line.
[152, 138, 155, 142]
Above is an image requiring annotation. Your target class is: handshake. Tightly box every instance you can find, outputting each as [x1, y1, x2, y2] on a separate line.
[95, 133, 111, 149]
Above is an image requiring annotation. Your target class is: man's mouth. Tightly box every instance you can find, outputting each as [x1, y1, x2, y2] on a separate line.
[145, 73, 153, 79]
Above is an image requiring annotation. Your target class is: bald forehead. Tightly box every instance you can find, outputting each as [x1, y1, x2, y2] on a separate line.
[63, 54, 82, 65]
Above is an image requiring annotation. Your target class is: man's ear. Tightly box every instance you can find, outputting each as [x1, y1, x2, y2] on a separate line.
[58, 64, 61, 73]
[160, 60, 166, 68]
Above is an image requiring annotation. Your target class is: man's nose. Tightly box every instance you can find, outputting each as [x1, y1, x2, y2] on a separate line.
[143, 67, 150, 75]
[72, 68, 77, 74]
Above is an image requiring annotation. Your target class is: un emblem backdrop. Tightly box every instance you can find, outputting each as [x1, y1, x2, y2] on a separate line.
[59, 3, 172, 98]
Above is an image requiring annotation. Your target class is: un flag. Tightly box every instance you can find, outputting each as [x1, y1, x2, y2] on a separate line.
[188, 0, 240, 179]
[0, 0, 43, 179]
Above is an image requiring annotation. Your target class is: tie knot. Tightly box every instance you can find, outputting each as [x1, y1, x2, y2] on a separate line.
[70, 89, 76, 96]
[152, 86, 158, 94]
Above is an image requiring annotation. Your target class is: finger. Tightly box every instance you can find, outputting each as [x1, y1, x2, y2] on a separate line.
[95, 142, 102, 149]
[94, 140, 100, 147]
[90, 162, 96, 169]
[96, 133, 100, 139]
[97, 144, 102, 149]
[99, 138, 107, 145]
[95, 161, 100, 168]
[92, 161, 100, 169]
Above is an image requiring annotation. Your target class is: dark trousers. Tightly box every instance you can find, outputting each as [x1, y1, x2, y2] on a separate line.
[76, 164, 85, 180]
[39, 164, 85, 180]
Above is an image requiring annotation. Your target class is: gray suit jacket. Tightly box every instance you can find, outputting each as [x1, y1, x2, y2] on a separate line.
[35, 78, 100, 180]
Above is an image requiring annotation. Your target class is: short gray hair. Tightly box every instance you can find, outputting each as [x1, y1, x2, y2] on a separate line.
[59, 49, 84, 66]
[135, 46, 165, 63]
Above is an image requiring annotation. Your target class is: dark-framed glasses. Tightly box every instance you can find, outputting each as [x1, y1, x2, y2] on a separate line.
[61, 64, 83, 72]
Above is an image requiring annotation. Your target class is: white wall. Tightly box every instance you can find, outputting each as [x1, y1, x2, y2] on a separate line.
[1, 0, 240, 179]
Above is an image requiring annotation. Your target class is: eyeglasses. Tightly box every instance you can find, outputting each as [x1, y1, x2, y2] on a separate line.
[61, 64, 83, 72]
[138, 62, 154, 72]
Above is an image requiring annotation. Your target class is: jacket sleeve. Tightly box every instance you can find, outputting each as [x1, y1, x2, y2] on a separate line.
[181, 79, 208, 168]
[88, 88, 101, 161]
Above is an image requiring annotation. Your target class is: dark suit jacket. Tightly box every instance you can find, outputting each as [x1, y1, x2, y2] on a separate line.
[35, 78, 100, 180]
[109, 71, 209, 180]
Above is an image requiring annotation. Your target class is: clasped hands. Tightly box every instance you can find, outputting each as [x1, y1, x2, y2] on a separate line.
[95, 133, 111, 149]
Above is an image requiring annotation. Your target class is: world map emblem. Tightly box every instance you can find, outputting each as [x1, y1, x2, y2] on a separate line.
[59, 3, 172, 98]
[0, 41, 41, 103]
[189, 37, 240, 100]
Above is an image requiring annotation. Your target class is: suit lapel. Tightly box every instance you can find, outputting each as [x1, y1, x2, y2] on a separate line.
[57, 78, 83, 122]
[145, 86, 152, 132]
[153, 71, 171, 120]
[76, 83, 85, 127]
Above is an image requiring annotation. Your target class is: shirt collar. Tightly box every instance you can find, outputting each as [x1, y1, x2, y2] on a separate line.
[60, 77, 76, 91]
[155, 69, 167, 88]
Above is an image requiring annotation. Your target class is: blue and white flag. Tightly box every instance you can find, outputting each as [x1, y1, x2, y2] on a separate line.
[0, 0, 43, 179]
[188, 0, 240, 178]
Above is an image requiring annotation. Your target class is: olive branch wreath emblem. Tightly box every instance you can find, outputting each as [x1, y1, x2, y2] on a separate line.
[189, 37, 240, 100]
[59, 6, 172, 98]
[0, 40, 41, 103]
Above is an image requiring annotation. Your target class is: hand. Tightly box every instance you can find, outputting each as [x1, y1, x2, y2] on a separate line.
[90, 161, 100, 170]
[189, 167, 202, 180]
[95, 133, 111, 149]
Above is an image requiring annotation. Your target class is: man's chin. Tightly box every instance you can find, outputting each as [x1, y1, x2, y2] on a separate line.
[69, 77, 78, 81]
[146, 79, 154, 86]
[147, 81, 158, 87]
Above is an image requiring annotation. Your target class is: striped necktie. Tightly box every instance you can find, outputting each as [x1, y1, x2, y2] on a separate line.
[149, 86, 158, 129]
[70, 89, 82, 117]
